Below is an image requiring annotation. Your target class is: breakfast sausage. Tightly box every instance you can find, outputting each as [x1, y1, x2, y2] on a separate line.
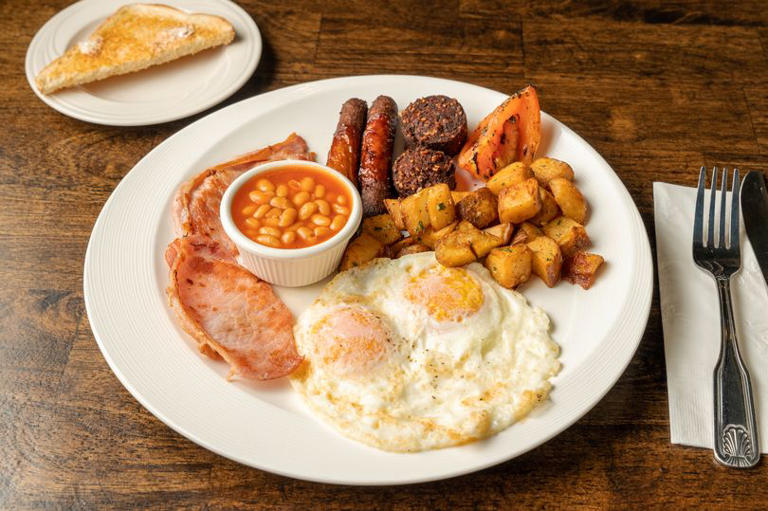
[326, 98, 367, 187]
[358, 95, 397, 216]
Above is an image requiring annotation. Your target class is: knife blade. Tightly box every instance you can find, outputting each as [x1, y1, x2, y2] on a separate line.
[742, 171, 768, 289]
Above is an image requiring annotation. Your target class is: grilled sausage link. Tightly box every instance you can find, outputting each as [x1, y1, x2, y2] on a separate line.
[358, 95, 397, 216]
[326, 98, 367, 187]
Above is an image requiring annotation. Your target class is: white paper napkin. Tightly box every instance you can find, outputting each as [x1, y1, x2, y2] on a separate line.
[654, 182, 768, 451]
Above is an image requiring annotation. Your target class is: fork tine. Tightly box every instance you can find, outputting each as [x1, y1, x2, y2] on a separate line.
[731, 168, 741, 250]
[708, 166, 718, 246]
[693, 166, 706, 247]
[719, 168, 728, 248]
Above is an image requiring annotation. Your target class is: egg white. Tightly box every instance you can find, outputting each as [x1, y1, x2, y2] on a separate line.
[290, 252, 561, 452]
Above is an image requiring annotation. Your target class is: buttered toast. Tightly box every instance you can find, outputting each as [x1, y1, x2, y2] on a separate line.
[35, 3, 235, 94]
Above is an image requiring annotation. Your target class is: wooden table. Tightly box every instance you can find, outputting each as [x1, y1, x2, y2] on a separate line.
[2, 0, 767, 507]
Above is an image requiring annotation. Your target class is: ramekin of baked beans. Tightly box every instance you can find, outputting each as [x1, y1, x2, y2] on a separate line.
[221, 160, 362, 287]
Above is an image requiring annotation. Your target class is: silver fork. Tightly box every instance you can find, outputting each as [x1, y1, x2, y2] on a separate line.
[693, 166, 759, 468]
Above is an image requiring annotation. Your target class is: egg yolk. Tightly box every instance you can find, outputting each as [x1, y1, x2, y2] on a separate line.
[405, 266, 484, 322]
[313, 306, 393, 375]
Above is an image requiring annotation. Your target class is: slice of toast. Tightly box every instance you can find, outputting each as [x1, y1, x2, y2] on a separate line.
[35, 3, 235, 94]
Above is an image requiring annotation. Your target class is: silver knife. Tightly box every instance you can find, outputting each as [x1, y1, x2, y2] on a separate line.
[742, 171, 768, 289]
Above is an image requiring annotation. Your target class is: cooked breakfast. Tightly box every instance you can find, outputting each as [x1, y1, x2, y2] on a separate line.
[400, 95, 468, 155]
[163, 83, 606, 451]
[166, 235, 301, 380]
[341, 85, 605, 292]
[35, 4, 235, 94]
[458, 84, 541, 179]
[326, 98, 368, 186]
[393, 147, 455, 197]
[231, 166, 352, 249]
[290, 253, 560, 452]
[172, 133, 312, 259]
[358, 95, 398, 217]
[166, 134, 311, 380]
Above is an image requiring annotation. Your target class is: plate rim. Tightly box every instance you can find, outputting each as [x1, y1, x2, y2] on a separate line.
[24, 0, 262, 126]
[83, 74, 654, 485]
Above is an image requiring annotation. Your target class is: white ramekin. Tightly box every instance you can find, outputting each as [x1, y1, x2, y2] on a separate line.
[220, 159, 362, 287]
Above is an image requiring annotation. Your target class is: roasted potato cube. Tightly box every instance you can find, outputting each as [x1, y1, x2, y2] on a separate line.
[435, 223, 503, 266]
[384, 199, 405, 230]
[456, 220, 476, 233]
[484, 245, 533, 288]
[456, 187, 498, 228]
[530, 188, 560, 226]
[363, 214, 402, 245]
[498, 178, 542, 224]
[549, 178, 588, 224]
[451, 190, 472, 203]
[438, 221, 459, 236]
[564, 251, 605, 289]
[397, 243, 431, 257]
[531, 157, 574, 187]
[400, 191, 430, 237]
[456, 221, 503, 256]
[486, 162, 533, 195]
[420, 222, 457, 249]
[387, 236, 415, 258]
[483, 223, 514, 245]
[340, 232, 385, 270]
[425, 183, 456, 230]
[542, 216, 591, 257]
[470, 230, 504, 258]
[526, 235, 563, 287]
[511, 222, 542, 245]
[435, 232, 476, 267]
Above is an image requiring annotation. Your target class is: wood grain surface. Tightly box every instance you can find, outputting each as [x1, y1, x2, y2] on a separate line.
[2, 0, 768, 508]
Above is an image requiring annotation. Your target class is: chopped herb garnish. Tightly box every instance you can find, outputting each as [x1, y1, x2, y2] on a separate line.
[437, 202, 445, 211]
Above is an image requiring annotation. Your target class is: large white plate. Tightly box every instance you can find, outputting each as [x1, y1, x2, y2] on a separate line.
[25, 0, 260, 126]
[84, 75, 653, 485]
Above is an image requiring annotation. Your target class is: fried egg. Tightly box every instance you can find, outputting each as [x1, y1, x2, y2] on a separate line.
[290, 252, 561, 452]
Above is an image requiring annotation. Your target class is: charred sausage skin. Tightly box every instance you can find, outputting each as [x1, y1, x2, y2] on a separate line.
[358, 95, 397, 216]
[326, 98, 367, 187]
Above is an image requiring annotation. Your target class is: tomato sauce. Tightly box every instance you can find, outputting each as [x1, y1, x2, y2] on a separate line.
[232, 166, 352, 249]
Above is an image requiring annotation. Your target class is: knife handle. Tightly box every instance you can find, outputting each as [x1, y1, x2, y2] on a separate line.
[713, 276, 760, 468]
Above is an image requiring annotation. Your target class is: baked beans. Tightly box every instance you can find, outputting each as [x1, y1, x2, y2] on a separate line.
[232, 166, 352, 248]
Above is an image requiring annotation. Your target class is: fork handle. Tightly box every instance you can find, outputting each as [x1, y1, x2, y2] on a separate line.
[713, 276, 760, 468]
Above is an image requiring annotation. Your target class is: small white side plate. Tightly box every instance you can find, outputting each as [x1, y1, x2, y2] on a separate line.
[25, 0, 261, 126]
